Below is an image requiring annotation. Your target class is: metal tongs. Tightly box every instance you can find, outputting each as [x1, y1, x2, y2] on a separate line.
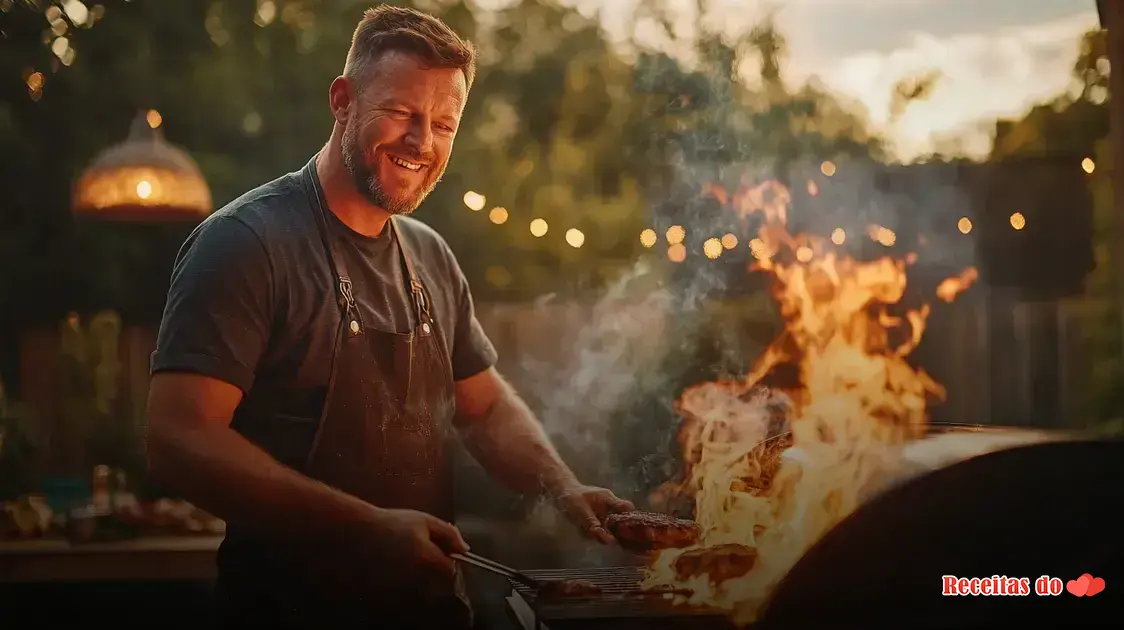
[451, 551, 541, 590]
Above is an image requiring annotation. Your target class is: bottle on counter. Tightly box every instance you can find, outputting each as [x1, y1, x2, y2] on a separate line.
[91, 465, 111, 516]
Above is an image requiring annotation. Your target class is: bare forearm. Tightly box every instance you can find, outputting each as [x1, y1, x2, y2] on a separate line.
[148, 425, 378, 542]
[457, 383, 579, 497]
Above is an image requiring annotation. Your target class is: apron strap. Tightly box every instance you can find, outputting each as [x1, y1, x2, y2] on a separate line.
[302, 158, 365, 336]
[300, 155, 433, 337]
[390, 216, 435, 333]
[299, 155, 358, 470]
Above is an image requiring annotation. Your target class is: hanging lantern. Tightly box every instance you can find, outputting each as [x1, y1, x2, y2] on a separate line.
[72, 110, 212, 221]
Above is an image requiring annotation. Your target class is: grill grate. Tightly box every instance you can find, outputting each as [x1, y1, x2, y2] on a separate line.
[506, 566, 730, 628]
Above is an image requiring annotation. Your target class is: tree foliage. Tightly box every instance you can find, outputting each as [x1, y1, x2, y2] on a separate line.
[0, 0, 894, 422]
[1, 0, 887, 303]
[990, 28, 1121, 429]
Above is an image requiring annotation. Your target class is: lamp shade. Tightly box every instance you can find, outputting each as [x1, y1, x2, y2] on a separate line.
[73, 111, 212, 221]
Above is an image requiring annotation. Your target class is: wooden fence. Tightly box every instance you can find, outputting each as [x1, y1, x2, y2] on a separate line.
[11, 293, 1104, 480]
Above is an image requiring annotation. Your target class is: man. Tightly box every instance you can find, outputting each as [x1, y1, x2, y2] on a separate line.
[145, 5, 633, 628]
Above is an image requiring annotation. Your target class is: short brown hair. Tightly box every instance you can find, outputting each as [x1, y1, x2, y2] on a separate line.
[344, 5, 477, 93]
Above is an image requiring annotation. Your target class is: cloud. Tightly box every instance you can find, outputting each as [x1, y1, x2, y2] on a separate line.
[486, 0, 1098, 160]
[794, 9, 1099, 159]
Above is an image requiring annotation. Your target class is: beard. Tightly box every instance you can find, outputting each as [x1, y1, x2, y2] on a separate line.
[341, 116, 442, 216]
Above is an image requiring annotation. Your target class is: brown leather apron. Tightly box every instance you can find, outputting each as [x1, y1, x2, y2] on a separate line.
[214, 159, 468, 629]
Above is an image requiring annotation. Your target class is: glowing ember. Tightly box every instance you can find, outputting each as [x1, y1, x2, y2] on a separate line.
[642, 179, 976, 625]
[936, 266, 979, 303]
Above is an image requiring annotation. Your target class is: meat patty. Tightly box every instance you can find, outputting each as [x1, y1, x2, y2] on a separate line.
[672, 543, 758, 583]
[604, 511, 701, 552]
[538, 578, 602, 597]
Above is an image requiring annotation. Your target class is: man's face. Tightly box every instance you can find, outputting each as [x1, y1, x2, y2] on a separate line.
[341, 50, 467, 216]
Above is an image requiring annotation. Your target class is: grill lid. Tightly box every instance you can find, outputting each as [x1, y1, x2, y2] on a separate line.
[759, 437, 1124, 626]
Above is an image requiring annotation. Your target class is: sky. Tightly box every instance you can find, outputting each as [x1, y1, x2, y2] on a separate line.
[477, 0, 1101, 161]
[759, 0, 1099, 160]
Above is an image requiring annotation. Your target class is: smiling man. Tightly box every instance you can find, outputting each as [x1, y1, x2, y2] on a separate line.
[144, 5, 633, 629]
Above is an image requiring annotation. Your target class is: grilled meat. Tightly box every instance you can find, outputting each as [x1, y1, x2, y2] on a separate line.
[646, 583, 695, 596]
[672, 543, 758, 583]
[604, 511, 701, 552]
[538, 578, 602, 597]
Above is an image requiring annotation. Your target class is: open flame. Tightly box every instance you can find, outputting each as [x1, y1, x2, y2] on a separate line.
[642, 179, 978, 625]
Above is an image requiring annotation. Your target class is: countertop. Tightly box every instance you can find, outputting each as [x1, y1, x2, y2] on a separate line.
[0, 535, 223, 582]
[0, 517, 640, 629]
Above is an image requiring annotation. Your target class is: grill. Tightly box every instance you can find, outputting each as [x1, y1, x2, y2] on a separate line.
[505, 567, 732, 630]
[501, 423, 1088, 629]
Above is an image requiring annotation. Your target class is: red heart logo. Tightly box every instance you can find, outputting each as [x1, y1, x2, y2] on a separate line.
[1067, 574, 1091, 597]
[1086, 576, 1106, 597]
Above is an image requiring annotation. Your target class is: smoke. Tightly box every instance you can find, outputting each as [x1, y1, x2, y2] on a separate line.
[518, 260, 678, 480]
[477, 11, 987, 578]
[512, 137, 982, 483]
[513, 164, 782, 503]
[513, 152, 985, 513]
[510, 250, 772, 569]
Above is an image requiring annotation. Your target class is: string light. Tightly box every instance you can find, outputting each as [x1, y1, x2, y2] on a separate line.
[666, 225, 685, 245]
[26, 71, 44, 101]
[703, 238, 722, 259]
[1082, 157, 1095, 174]
[565, 228, 585, 248]
[463, 191, 485, 211]
[529, 218, 548, 237]
[820, 161, 836, 176]
[488, 207, 508, 224]
[749, 238, 769, 260]
[456, 188, 599, 254]
[958, 217, 972, 234]
[869, 225, 895, 247]
[831, 228, 845, 245]
[1009, 212, 1025, 230]
[462, 189, 796, 264]
[667, 243, 686, 262]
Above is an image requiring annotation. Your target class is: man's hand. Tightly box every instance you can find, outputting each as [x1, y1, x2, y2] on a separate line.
[452, 369, 635, 543]
[553, 485, 635, 544]
[366, 508, 469, 580]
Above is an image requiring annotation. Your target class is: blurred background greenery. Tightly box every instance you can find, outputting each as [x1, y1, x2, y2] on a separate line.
[0, 1, 1120, 499]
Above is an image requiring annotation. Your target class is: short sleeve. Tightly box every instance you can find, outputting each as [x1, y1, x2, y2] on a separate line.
[447, 251, 498, 381]
[150, 215, 275, 393]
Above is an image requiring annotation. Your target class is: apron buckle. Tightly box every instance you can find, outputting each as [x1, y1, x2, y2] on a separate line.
[339, 277, 357, 308]
[340, 277, 363, 335]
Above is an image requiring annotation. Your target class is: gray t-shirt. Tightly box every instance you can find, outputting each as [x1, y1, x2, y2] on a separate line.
[151, 166, 498, 413]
